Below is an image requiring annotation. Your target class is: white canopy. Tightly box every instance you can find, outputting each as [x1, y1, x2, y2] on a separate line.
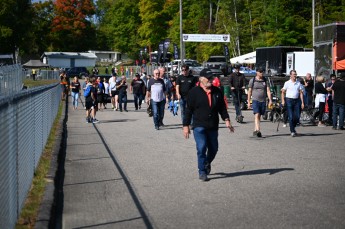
[230, 51, 256, 64]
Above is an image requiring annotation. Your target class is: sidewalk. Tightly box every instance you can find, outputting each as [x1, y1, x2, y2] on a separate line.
[62, 94, 345, 229]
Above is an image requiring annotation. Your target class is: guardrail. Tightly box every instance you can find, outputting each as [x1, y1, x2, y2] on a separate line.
[0, 83, 61, 229]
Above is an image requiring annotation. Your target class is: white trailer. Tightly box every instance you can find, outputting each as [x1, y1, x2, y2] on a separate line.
[286, 51, 315, 77]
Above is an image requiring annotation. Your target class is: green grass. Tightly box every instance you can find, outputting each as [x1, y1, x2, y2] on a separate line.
[23, 79, 59, 88]
[16, 102, 63, 229]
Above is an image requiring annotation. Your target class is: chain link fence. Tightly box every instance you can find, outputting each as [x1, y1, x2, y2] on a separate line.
[0, 64, 59, 98]
[0, 83, 61, 229]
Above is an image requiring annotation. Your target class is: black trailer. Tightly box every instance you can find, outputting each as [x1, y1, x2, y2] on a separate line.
[256, 46, 304, 76]
[314, 22, 345, 79]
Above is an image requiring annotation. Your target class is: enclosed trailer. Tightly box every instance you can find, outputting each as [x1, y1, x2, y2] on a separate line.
[256, 46, 304, 76]
[314, 22, 345, 78]
[286, 51, 315, 77]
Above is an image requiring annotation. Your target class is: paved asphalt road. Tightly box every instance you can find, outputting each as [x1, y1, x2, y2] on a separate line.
[62, 92, 345, 229]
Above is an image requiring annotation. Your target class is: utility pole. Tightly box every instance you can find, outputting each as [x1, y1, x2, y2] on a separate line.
[180, 0, 184, 65]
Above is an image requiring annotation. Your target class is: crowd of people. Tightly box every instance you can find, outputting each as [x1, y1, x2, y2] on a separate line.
[60, 66, 345, 181]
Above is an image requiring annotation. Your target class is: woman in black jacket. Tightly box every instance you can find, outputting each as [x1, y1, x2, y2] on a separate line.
[314, 76, 332, 127]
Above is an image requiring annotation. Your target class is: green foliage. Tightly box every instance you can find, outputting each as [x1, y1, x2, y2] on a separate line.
[138, 0, 168, 52]
[96, 0, 141, 58]
[2, 0, 344, 61]
[30, 1, 55, 57]
[0, 0, 33, 55]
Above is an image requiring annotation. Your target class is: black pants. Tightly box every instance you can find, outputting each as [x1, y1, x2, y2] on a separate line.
[313, 102, 325, 122]
[133, 93, 143, 109]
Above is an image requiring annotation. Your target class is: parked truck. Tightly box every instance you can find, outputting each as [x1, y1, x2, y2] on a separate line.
[256, 46, 304, 76]
[286, 51, 315, 77]
[314, 22, 345, 79]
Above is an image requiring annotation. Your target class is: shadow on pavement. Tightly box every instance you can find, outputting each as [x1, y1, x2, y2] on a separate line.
[99, 119, 138, 123]
[210, 168, 294, 180]
[63, 178, 123, 187]
[72, 217, 143, 229]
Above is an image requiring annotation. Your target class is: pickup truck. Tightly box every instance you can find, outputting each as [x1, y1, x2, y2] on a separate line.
[204, 55, 231, 76]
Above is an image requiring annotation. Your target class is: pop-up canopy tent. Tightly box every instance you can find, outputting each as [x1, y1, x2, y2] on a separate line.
[23, 59, 50, 68]
[333, 41, 345, 70]
[230, 51, 256, 64]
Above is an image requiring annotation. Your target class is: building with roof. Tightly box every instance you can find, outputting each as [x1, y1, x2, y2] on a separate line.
[41, 52, 97, 68]
[88, 50, 122, 64]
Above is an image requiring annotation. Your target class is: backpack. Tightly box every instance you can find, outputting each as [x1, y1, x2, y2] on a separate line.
[84, 85, 92, 97]
[251, 76, 268, 95]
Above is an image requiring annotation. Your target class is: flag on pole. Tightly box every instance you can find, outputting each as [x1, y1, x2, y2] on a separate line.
[163, 38, 171, 63]
[223, 44, 230, 58]
[157, 41, 164, 64]
[173, 43, 179, 59]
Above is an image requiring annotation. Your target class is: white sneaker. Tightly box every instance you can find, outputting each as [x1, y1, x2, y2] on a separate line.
[283, 124, 287, 127]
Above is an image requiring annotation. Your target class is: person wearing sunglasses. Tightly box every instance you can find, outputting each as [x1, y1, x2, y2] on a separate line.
[176, 64, 198, 123]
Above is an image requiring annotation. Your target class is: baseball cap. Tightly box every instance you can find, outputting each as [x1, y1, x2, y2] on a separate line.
[135, 73, 140, 77]
[256, 67, 264, 73]
[199, 68, 213, 79]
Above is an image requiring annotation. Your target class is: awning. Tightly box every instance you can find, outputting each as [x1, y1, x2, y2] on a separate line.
[23, 59, 50, 68]
[230, 51, 256, 64]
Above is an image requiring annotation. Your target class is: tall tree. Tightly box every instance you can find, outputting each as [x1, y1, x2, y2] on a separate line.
[96, 0, 141, 57]
[51, 0, 96, 51]
[0, 0, 33, 57]
[31, 1, 55, 56]
[138, 0, 168, 53]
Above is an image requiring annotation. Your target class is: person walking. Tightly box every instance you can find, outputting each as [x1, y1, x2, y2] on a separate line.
[130, 73, 145, 110]
[304, 73, 314, 108]
[103, 78, 109, 109]
[325, 74, 336, 125]
[229, 64, 246, 123]
[70, 76, 81, 110]
[183, 69, 234, 182]
[116, 76, 128, 112]
[146, 69, 167, 130]
[96, 77, 105, 110]
[158, 67, 171, 126]
[60, 71, 69, 100]
[176, 64, 198, 123]
[247, 68, 273, 137]
[281, 70, 305, 137]
[332, 72, 345, 130]
[84, 77, 99, 123]
[314, 76, 331, 127]
[109, 73, 119, 110]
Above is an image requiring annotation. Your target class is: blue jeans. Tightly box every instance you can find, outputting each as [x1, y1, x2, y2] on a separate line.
[133, 93, 143, 109]
[71, 92, 79, 108]
[193, 127, 218, 175]
[333, 103, 345, 128]
[179, 97, 187, 123]
[231, 89, 243, 116]
[151, 99, 165, 127]
[286, 98, 301, 133]
[119, 93, 127, 110]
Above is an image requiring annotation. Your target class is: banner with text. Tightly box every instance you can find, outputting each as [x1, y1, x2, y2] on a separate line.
[183, 34, 230, 43]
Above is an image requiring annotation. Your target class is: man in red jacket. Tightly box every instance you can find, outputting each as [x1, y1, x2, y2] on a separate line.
[183, 68, 234, 182]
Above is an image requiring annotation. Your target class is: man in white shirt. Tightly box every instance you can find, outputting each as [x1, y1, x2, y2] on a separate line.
[281, 70, 305, 137]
